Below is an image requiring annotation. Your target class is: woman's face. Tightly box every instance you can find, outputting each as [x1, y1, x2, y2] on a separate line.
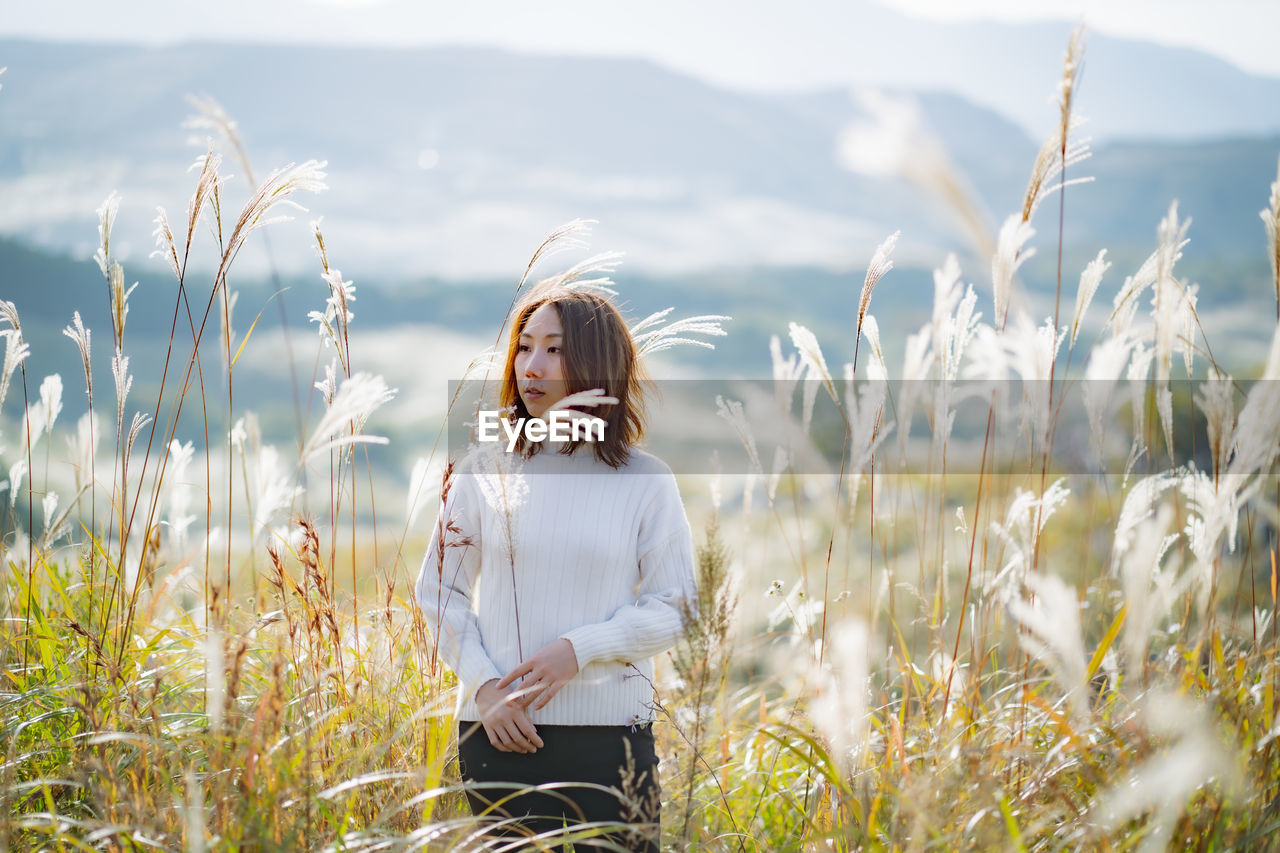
[514, 302, 567, 419]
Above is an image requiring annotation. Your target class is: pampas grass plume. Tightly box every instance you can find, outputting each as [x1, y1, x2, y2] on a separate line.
[715, 395, 763, 476]
[1071, 249, 1110, 347]
[632, 310, 730, 357]
[215, 159, 327, 289]
[1196, 368, 1235, 479]
[1225, 318, 1280, 479]
[111, 351, 132, 436]
[788, 322, 837, 406]
[1008, 570, 1089, 719]
[0, 301, 28, 413]
[1261, 154, 1280, 313]
[808, 620, 871, 776]
[991, 215, 1035, 328]
[302, 372, 397, 461]
[860, 230, 899, 333]
[62, 311, 93, 403]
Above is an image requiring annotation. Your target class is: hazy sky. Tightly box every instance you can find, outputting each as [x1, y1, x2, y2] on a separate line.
[3, 0, 1278, 88]
[882, 0, 1279, 76]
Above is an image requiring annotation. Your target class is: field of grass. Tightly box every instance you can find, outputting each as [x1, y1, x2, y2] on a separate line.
[3, 33, 1280, 851]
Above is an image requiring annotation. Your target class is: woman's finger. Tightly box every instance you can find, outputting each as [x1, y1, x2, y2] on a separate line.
[508, 722, 535, 753]
[508, 717, 534, 750]
[512, 678, 546, 707]
[498, 722, 521, 752]
[532, 680, 562, 710]
[514, 713, 544, 749]
[496, 661, 534, 690]
[484, 723, 510, 752]
[506, 679, 535, 703]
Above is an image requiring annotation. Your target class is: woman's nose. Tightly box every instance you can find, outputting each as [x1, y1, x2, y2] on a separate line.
[524, 350, 544, 376]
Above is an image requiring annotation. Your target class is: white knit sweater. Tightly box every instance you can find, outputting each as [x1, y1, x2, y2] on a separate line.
[415, 444, 698, 726]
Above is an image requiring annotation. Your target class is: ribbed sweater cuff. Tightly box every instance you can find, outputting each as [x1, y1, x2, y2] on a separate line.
[457, 653, 502, 706]
[561, 622, 624, 669]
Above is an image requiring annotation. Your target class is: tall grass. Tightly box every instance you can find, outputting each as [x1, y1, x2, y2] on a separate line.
[2, 28, 1280, 851]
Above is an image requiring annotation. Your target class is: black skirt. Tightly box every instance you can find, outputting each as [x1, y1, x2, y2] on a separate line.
[456, 720, 661, 852]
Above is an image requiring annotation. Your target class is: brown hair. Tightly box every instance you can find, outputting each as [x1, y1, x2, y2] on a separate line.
[498, 288, 649, 468]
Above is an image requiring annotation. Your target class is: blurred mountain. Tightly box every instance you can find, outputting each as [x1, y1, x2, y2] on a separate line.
[0, 38, 1276, 296]
[794, 11, 1280, 142]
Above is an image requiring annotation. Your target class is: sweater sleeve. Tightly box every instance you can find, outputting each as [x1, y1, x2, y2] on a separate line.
[414, 469, 502, 704]
[560, 471, 698, 668]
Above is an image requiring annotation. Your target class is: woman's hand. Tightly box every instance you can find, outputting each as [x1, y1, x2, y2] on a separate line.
[475, 678, 544, 753]
[496, 638, 580, 711]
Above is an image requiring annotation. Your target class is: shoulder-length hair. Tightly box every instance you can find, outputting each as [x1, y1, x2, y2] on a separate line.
[498, 288, 649, 468]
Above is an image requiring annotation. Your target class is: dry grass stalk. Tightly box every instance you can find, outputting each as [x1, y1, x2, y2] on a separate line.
[184, 94, 256, 186]
[672, 512, 736, 845]
[212, 160, 327, 292]
[837, 89, 994, 259]
[1021, 28, 1092, 227]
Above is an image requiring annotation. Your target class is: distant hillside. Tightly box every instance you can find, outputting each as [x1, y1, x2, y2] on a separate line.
[6, 221, 1276, 469]
[4, 229, 1270, 391]
[828, 14, 1280, 141]
[1070, 138, 1280, 259]
[0, 38, 1276, 289]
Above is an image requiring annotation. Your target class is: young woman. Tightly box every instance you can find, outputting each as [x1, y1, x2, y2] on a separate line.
[415, 287, 698, 850]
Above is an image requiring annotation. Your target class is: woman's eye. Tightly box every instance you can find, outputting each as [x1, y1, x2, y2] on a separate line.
[518, 344, 530, 352]
[548, 346, 560, 355]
